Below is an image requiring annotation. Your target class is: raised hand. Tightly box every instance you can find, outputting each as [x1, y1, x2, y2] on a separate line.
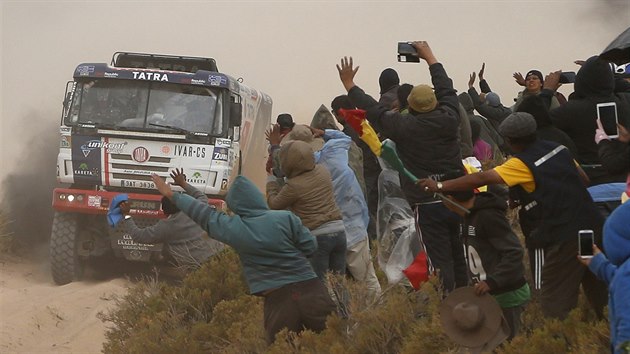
[152, 173, 174, 199]
[265, 124, 282, 145]
[468, 72, 476, 89]
[479, 62, 486, 81]
[170, 168, 187, 187]
[411, 41, 437, 65]
[617, 123, 630, 144]
[337, 56, 359, 92]
[543, 70, 561, 91]
[513, 72, 526, 86]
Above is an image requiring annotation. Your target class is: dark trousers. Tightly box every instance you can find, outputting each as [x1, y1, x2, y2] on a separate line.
[413, 203, 468, 291]
[539, 237, 608, 319]
[502, 305, 525, 340]
[263, 278, 336, 344]
[310, 230, 347, 279]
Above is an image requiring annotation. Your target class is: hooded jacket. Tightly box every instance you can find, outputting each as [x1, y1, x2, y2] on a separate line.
[266, 140, 343, 231]
[463, 192, 528, 297]
[588, 201, 630, 354]
[550, 56, 630, 185]
[459, 92, 505, 160]
[172, 176, 318, 294]
[378, 68, 400, 109]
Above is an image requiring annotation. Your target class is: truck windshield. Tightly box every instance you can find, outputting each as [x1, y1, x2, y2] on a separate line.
[65, 79, 223, 135]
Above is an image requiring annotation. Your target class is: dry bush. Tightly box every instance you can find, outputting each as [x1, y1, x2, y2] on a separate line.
[0, 211, 14, 254]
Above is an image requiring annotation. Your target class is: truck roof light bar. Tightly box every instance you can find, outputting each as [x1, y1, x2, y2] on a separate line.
[111, 52, 218, 73]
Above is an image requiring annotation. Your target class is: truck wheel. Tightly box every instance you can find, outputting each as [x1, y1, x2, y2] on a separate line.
[50, 212, 84, 285]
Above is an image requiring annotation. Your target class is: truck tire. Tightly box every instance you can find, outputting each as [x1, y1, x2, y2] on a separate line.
[50, 212, 84, 285]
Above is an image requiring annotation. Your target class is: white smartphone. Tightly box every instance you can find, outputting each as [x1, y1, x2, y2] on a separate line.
[597, 102, 619, 139]
[578, 229, 595, 258]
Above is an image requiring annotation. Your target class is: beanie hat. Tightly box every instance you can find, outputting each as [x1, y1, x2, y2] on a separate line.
[407, 85, 438, 113]
[379, 68, 400, 94]
[485, 92, 501, 107]
[277, 113, 295, 129]
[498, 112, 537, 138]
[525, 70, 544, 83]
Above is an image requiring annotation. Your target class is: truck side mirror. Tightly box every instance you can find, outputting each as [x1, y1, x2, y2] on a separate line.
[230, 101, 242, 127]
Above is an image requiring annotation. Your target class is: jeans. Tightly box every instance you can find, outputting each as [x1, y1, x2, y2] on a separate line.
[310, 230, 347, 279]
[413, 202, 468, 292]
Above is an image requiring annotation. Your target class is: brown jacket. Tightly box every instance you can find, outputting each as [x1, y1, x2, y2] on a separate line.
[266, 140, 342, 230]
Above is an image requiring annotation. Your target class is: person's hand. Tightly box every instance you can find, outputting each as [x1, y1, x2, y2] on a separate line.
[474, 281, 491, 295]
[478, 62, 485, 81]
[595, 118, 610, 144]
[336, 56, 359, 92]
[513, 72, 526, 86]
[417, 178, 438, 193]
[574, 60, 586, 66]
[151, 173, 174, 199]
[617, 123, 630, 144]
[468, 72, 476, 89]
[119, 201, 130, 215]
[265, 124, 282, 146]
[543, 70, 561, 91]
[411, 41, 437, 65]
[308, 126, 325, 138]
[170, 168, 187, 188]
[578, 244, 602, 266]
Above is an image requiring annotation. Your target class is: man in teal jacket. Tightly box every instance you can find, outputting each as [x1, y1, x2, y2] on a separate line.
[150, 173, 336, 344]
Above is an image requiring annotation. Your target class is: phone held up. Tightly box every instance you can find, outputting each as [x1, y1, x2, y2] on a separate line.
[397, 42, 420, 63]
[559, 71, 576, 84]
[597, 102, 619, 139]
[578, 229, 595, 259]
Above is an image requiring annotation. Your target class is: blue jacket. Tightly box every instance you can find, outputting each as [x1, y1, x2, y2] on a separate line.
[589, 202, 630, 354]
[316, 129, 370, 247]
[173, 175, 318, 294]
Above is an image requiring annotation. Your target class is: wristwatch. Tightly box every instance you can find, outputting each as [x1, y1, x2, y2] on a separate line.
[436, 182, 443, 191]
[124, 215, 132, 220]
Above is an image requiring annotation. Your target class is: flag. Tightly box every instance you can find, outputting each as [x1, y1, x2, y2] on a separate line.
[338, 109, 382, 156]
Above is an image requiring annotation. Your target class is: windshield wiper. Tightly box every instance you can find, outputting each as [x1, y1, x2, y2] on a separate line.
[149, 123, 190, 135]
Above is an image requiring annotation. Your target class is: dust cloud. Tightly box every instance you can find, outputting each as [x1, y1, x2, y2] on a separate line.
[1, 1, 628, 250]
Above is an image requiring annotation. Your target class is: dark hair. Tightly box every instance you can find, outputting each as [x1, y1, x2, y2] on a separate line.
[516, 96, 552, 128]
[397, 83, 414, 110]
[443, 189, 475, 202]
[277, 113, 295, 129]
[161, 196, 180, 215]
[330, 95, 354, 114]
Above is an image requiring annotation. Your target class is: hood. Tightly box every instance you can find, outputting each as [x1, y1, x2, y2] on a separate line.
[603, 201, 630, 265]
[471, 192, 507, 213]
[311, 104, 338, 130]
[516, 95, 552, 128]
[574, 56, 615, 98]
[458, 92, 474, 113]
[282, 125, 324, 152]
[379, 68, 400, 93]
[279, 140, 316, 178]
[226, 176, 269, 216]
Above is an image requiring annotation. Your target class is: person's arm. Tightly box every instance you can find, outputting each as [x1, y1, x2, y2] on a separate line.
[266, 178, 299, 210]
[479, 211, 525, 291]
[418, 169, 505, 192]
[478, 63, 491, 93]
[322, 129, 351, 148]
[426, 46, 458, 114]
[468, 87, 484, 108]
[598, 136, 630, 175]
[122, 218, 169, 244]
[290, 215, 318, 257]
[169, 168, 208, 202]
[587, 252, 616, 285]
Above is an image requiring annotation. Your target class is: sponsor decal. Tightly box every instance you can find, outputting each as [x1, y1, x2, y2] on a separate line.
[191, 79, 206, 85]
[60, 127, 71, 133]
[71, 135, 103, 185]
[132, 147, 149, 163]
[132, 71, 169, 81]
[117, 233, 152, 250]
[215, 138, 231, 147]
[88, 195, 101, 207]
[161, 145, 171, 154]
[74, 162, 100, 177]
[208, 75, 225, 86]
[187, 171, 206, 185]
[212, 147, 228, 161]
[77, 65, 95, 76]
[103, 72, 119, 78]
[60, 136, 71, 148]
[81, 139, 127, 157]
[173, 145, 206, 158]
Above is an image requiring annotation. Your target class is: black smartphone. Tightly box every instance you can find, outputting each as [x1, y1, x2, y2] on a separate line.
[597, 102, 619, 138]
[559, 71, 576, 84]
[397, 42, 419, 63]
[578, 230, 594, 258]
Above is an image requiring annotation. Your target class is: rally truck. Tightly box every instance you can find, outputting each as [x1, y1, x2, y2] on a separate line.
[50, 52, 272, 285]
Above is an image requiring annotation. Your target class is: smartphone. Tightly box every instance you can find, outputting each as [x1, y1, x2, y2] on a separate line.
[578, 230, 595, 258]
[597, 102, 619, 138]
[559, 71, 576, 84]
[397, 42, 420, 63]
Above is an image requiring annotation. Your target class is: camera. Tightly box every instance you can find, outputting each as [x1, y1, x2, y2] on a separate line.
[397, 42, 420, 63]
[559, 71, 576, 84]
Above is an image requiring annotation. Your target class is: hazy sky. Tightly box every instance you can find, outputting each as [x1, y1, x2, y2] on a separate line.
[1, 0, 629, 182]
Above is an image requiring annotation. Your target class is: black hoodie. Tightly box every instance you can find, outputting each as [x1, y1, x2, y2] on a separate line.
[462, 192, 527, 295]
[550, 56, 630, 185]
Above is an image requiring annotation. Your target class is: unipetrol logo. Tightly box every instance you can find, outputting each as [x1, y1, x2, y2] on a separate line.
[81, 140, 127, 157]
[132, 147, 150, 163]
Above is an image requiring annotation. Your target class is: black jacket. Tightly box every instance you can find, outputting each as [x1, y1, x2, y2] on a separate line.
[463, 192, 527, 294]
[348, 63, 464, 204]
[550, 56, 630, 185]
[468, 80, 512, 131]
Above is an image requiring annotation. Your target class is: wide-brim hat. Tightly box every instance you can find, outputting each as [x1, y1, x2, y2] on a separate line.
[440, 287, 503, 348]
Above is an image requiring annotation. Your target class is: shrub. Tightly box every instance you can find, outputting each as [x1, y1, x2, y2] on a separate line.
[0, 211, 13, 254]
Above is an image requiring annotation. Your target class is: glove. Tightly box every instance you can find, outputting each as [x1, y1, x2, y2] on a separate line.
[594, 128, 610, 144]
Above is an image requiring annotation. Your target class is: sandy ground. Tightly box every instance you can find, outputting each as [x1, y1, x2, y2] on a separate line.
[0, 255, 131, 354]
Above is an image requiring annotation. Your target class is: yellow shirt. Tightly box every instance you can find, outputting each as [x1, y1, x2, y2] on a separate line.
[494, 157, 536, 193]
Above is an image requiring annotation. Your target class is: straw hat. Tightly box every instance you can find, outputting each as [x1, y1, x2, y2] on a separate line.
[440, 287, 504, 348]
